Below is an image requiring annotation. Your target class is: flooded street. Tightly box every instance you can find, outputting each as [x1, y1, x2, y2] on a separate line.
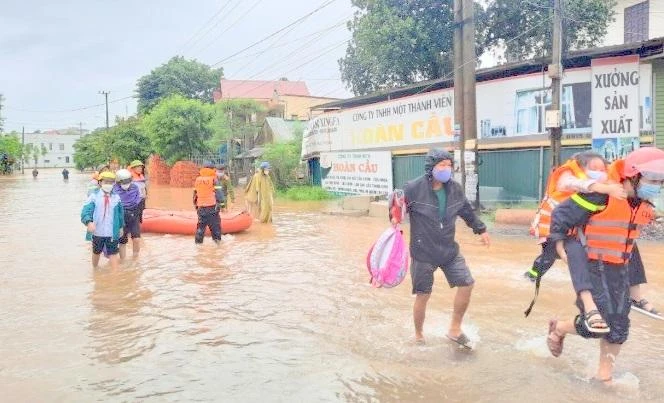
[1, 170, 663, 402]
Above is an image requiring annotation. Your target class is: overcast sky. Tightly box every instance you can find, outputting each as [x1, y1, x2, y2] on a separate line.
[0, 0, 354, 132]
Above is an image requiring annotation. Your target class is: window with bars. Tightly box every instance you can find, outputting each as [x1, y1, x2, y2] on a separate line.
[624, 1, 649, 44]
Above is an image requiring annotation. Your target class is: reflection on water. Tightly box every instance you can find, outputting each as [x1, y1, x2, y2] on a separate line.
[0, 170, 663, 402]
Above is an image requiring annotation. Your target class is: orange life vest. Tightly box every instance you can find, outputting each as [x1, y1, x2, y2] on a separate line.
[583, 196, 654, 264]
[194, 168, 217, 207]
[532, 159, 588, 238]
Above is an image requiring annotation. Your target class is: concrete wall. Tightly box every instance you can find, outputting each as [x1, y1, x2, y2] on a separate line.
[23, 132, 79, 168]
[281, 95, 339, 120]
[602, 1, 664, 47]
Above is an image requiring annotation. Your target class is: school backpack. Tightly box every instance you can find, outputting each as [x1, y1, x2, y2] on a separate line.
[366, 225, 409, 288]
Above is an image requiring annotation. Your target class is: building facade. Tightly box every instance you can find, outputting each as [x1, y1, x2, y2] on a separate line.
[303, 39, 664, 205]
[602, 0, 664, 46]
[23, 132, 79, 168]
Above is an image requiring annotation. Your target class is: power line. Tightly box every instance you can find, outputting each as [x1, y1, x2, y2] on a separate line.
[228, 39, 350, 100]
[174, 0, 236, 55]
[193, 0, 266, 57]
[209, 0, 338, 68]
[5, 96, 134, 114]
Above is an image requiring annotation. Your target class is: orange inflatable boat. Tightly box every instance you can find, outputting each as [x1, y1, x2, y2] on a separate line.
[141, 208, 252, 235]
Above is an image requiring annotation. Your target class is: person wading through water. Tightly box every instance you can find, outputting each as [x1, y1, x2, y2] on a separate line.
[392, 148, 490, 349]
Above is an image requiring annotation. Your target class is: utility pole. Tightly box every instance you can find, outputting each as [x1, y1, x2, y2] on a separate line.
[453, 0, 465, 190]
[99, 91, 110, 131]
[21, 126, 25, 174]
[549, 0, 563, 168]
[462, 0, 478, 207]
[0, 94, 5, 132]
[227, 109, 233, 167]
[79, 122, 84, 138]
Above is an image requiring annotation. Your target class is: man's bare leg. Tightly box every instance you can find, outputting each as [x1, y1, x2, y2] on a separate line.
[109, 254, 120, 271]
[132, 238, 141, 258]
[414, 293, 431, 343]
[597, 339, 621, 384]
[92, 252, 101, 268]
[119, 244, 127, 260]
[630, 285, 655, 311]
[447, 284, 473, 339]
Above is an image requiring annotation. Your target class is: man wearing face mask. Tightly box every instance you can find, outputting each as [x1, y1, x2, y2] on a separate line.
[546, 147, 664, 384]
[397, 148, 490, 348]
[114, 169, 143, 259]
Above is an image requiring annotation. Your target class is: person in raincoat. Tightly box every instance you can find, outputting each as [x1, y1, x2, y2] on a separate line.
[245, 161, 275, 223]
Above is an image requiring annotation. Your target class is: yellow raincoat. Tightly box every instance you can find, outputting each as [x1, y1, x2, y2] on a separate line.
[245, 171, 274, 223]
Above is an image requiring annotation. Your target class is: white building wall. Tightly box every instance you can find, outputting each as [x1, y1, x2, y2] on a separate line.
[602, 0, 664, 47]
[23, 133, 79, 168]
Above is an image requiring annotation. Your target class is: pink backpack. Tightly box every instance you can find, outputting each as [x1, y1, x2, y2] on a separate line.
[366, 226, 409, 288]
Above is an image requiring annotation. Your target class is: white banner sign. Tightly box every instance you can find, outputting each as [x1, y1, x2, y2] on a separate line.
[320, 151, 393, 195]
[592, 55, 640, 138]
[301, 114, 340, 158]
[591, 55, 641, 161]
[337, 90, 455, 151]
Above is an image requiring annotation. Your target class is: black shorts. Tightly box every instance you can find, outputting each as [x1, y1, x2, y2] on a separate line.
[411, 254, 474, 294]
[119, 209, 141, 244]
[92, 236, 119, 255]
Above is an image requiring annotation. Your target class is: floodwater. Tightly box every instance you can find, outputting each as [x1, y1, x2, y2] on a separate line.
[1, 170, 663, 402]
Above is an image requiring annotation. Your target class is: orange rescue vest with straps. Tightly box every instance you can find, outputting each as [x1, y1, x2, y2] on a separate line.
[532, 159, 588, 238]
[194, 169, 217, 207]
[583, 197, 654, 264]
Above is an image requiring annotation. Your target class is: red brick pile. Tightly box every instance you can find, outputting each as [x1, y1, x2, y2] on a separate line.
[170, 161, 200, 188]
[146, 155, 171, 185]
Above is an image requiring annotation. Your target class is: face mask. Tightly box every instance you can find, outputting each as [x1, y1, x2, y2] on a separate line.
[120, 183, 131, 190]
[637, 183, 661, 200]
[101, 184, 114, 193]
[432, 167, 452, 183]
[586, 170, 607, 181]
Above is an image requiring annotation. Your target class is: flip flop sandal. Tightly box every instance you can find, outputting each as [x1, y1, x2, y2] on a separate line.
[584, 310, 611, 334]
[446, 333, 473, 350]
[631, 299, 663, 320]
[547, 319, 565, 358]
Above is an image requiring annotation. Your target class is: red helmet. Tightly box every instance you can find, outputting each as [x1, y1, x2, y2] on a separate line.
[623, 147, 664, 181]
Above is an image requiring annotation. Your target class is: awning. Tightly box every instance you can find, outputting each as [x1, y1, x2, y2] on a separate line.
[234, 147, 264, 159]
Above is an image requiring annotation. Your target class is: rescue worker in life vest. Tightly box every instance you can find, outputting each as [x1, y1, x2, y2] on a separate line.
[546, 147, 664, 384]
[523, 151, 660, 321]
[193, 162, 225, 244]
[398, 148, 489, 349]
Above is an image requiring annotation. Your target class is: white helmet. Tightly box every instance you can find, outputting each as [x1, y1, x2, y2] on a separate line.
[116, 168, 132, 182]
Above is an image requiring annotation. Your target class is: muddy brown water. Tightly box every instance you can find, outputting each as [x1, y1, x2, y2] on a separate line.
[1, 170, 663, 402]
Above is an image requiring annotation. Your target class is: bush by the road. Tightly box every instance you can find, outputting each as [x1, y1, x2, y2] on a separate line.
[278, 186, 334, 201]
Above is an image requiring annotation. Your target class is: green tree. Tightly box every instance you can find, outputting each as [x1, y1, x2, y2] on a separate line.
[106, 116, 153, 165]
[339, 0, 615, 95]
[73, 129, 107, 170]
[136, 56, 224, 114]
[0, 134, 22, 159]
[262, 140, 302, 190]
[142, 95, 215, 165]
[208, 99, 266, 151]
[339, 0, 488, 95]
[485, 0, 616, 62]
